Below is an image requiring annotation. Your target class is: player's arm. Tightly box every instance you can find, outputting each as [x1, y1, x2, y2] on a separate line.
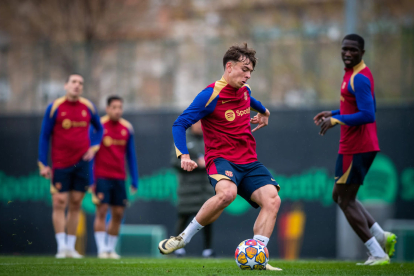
[319, 75, 375, 135]
[84, 105, 103, 161]
[38, 103, 56, 178]
[173, 87, 216, 171]
[331, 75, 375, 126]
[246, 86, 270, 132]
[126, 130, 139, 194]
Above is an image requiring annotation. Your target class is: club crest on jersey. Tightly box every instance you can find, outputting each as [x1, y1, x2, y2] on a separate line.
[225, 170, 233, 177]
[121, 129, 127, 136]
[82, 110, 87, 117]
[225, 110, 235, 121]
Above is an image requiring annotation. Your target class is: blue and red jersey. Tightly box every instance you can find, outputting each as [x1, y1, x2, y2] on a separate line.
[92, 116, 139, 189]
[173, 77, 267, 171]
[330, 60, 380, 154]
[38, 96, 103, 169]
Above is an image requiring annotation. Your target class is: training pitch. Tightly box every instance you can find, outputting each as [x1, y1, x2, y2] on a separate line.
[0, 257, 413, 275]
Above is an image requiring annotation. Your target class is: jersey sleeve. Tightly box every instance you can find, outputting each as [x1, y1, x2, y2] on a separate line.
[38, 103, 56, 169]
[331, 74, 375, 126]
[173, 87, 217, 158]
[245, 85, 266, 114]
[126, 129, 139, 189]
[331, 109, 340, 116]
[88, 104, 104, 151]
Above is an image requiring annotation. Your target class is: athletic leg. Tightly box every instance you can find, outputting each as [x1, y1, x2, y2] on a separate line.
[94, 203, 109, 256]
[105, 205, 124, 259]
[66, 191, 85, 257]
[195, 179, 237, 226]
[333, 184, 372, 242]
[52, 192, 69, 256]
[250, 184, 281, 242]
[355, 200, 375, 228]
[159, 179, 237, 254]
[333, 184, 387, 261]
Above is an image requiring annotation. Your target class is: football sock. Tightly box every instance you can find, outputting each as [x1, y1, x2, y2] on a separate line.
[370, 222, 385, 246]
[67, 235, 77, 251]
[55, 232, 66, 252]
[365, 236, 387, 258]
[94, 231, 107, 254]
[253, 235, 269, 247]
[107, 235, 118, 253]
[179, 218, 204, 244]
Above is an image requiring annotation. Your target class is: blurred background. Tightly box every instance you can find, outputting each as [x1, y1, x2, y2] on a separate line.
[0, 0, 413, 261]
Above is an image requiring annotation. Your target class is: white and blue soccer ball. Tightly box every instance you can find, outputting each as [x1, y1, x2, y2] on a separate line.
[234, 239, 269, 270]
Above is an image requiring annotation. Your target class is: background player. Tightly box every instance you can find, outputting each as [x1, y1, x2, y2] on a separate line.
[159, 43, 282, 271]
[38, 74, 103, 258]
[92, 96, 139, 259]
[170, 121, 215, 258]
[313, 34, 397, 265]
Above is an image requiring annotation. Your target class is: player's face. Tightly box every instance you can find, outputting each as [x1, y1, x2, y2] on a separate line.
[64, 75, 84, 99]
[227, 57, 254, 89]
[341, 40, 365, 68]
[106, 100, 123, 121]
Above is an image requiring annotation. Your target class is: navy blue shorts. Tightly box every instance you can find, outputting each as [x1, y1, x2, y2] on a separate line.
[335, 151, 378, 185]
[51, 159, 90, 194]
[207, 158, 280, 209]
[93, 178, 127, 207]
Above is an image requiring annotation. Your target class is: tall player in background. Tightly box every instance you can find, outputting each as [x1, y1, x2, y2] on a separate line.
[91, 96, 139, 259]
[314, 34, 397, 265]
[159, 44, 282, 271]
[38, 74, 103, 258]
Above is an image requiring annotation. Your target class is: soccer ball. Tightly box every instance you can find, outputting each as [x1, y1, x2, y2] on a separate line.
[234, 239, 269, 270]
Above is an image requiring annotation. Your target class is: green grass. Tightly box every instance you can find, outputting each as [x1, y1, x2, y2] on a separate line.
[0, 257, 413, 275]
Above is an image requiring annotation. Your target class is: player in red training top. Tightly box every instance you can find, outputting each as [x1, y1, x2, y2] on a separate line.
[91, 96, 139, 259]
[314, 34, 396, 265]
[38, 74, 103, 258]
[159, 43, 282, 271]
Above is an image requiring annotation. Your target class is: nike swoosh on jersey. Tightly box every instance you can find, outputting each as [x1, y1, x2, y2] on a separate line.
[222, 100, 231, 104]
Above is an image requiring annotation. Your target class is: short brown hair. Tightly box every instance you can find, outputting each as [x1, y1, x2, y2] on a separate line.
[223, 43, 257, 69]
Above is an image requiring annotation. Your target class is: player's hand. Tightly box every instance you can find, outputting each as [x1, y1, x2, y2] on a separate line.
[40, 166, 52, 179]
[83, 147, 97, 161]
[181, 154, 198, 172]
[197, 157, 206, 169]
[319, 117, 334, 136]
[251, 109, 270, 133]
[313, 111, 332, 126]
[130, 186, 137, 195]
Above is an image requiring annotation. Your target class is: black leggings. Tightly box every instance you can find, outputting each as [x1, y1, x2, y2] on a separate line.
[175, 213, 212, 249]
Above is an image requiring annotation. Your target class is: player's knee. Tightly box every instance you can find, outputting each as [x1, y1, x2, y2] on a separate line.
[68, 200, 82, 211]
[111, 209, 124, 222]
[53, 195, 67, 209]
[217, 189, 236, 207]
[96, 207, 108, 219]
[336, 196, 352, 211]
[263, 194, 281, 213]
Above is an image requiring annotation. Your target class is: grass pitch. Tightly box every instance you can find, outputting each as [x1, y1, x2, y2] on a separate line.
[0, 257, 413, 275]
